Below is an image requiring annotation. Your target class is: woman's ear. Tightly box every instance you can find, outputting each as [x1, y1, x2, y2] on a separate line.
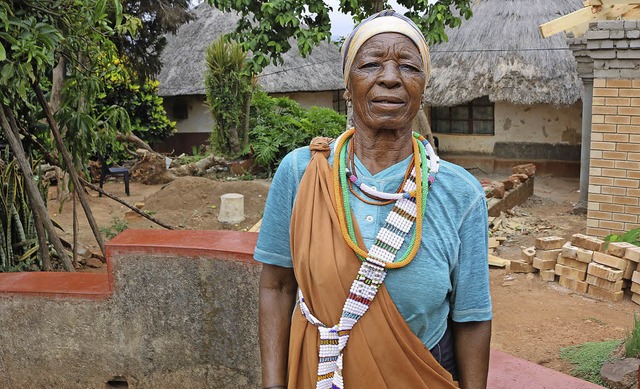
[343, 89, 351, 101]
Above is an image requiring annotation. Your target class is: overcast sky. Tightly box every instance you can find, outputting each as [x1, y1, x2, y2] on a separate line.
[326, 0, 409, 39]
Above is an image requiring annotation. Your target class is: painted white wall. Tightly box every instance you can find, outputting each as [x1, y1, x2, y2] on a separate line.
[434, 102, 583, 154]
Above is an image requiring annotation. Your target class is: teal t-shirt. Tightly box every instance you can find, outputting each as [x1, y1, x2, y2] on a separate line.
[254, 143, 492, 349]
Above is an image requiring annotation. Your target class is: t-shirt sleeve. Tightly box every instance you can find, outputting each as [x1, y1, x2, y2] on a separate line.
[253, 152, 298, 268]
[450, 194, 493, 322]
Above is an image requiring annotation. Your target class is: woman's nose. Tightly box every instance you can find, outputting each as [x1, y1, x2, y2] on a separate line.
[378, 62, 401, 88]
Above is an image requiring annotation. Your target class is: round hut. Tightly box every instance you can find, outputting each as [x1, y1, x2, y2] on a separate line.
[424, 0, 584, 175]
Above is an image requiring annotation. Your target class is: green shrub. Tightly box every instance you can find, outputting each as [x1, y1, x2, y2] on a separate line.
[604, 228, 640, 248]
[100, 216, 129, 240]
[560, 340, 621, 386]
[249, 90, 346, 173]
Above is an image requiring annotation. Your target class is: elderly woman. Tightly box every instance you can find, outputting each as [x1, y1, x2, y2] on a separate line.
[254, 10, 492, 389]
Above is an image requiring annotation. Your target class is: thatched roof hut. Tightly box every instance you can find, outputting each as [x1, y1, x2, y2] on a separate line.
[423, 0, 583, 107]
[157, 4, 343, 97]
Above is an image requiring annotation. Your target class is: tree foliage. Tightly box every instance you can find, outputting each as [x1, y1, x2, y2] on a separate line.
[204, 37, 253, 157]
[112, 0, 194, 80]
[249, 90, 346, 172]
[207, 0, 473, 74]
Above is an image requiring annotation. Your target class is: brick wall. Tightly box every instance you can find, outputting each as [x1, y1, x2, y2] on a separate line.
[588, 78, 640, 236]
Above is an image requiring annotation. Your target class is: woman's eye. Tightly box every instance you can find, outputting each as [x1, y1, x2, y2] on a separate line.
[360, 62, 380, 69]
[400, 64, 419, 72]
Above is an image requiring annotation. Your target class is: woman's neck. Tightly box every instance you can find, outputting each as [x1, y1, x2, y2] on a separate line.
[352, 128, 413, 175]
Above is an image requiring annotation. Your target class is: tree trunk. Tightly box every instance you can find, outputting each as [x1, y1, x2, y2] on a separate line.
[228, 124, 241, 155]
[72, 190, 78, 269]
[0, 105, 74, 272]
[4, 107, 52, 270]
[374, 0, 384, 12]
[32, 82, 107, 256]
[116, 132, 154, 152]
[50, 57, 65, 113]
[242, 90, 251, 149]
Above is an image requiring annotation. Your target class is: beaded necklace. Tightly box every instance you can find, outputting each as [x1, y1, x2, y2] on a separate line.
[298, 128, 440, 389]
[333, 128, 439, 269]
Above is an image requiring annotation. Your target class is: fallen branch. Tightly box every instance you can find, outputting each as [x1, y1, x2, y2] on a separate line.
[80, 179, 177, 230]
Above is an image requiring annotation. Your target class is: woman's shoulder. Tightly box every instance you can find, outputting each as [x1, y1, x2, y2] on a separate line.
[436, 159, 484, 198]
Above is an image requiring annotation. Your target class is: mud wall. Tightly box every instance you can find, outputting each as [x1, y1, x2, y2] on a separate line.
[435, 101, 583, 158]
[0, 230, 261, 389]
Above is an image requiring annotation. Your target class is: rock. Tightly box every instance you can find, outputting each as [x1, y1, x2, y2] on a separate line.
[84, 257, 104, 269]
[502, 179, 514, 191]
[511, 173, 529, 182]
[601, 358, 640, 389]
[491, 182, 505, 199]
[512, 163, 536, 177]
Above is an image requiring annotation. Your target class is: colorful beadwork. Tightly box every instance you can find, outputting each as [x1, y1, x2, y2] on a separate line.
[298, 128, 440, 389]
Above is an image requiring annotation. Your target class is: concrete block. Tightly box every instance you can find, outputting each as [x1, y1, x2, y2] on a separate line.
[218, 193, 245, 224]
[539, 269, 556, 282]
[585, 274, 624, 292]
[619, 69, 640, 78]
[615, 40, 630, 49]
[599, 20, 625, 30]
[533, 257, 557, 271]
[595, 69, 621, 78]
[626, 246, 640, 263]
[535, 236, 565, 250]
[557, 255, 589, 272]
[571, 233, 604, 252]
[624, 21, 638, 29]
[587, 30, 611, 40]
[608, 242, 637, 258]
[536, 248, 563, 261]
[588, 262, 624, 282]
[508, 260, 536, 273]
[521, 247, 536, 264]
[617, 50, 640, 59]
[610, 30, 625, 39]
[593, 251, 628, 271]
[555, 263, 586, 281]
[624, 260, 638, 280]
[561, 242, 578, 259]
[631, 281, 640, 295]
[558, 276, 589, 293]
[587, 284, 624, 302]
[633, 292, 640, 306]
[576, 247, 594, 263]
[630, 39, 640, 49]
[632, 270, 640, 284]
[627, 30, 640, 39]
[587, 40, 614, 50]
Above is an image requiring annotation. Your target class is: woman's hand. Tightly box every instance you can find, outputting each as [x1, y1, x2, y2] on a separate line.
[259, 263, 298, 388]
[452, 320, 492, 389]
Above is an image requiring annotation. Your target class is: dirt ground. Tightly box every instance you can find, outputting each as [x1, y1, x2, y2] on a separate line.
[47, 173, 640, 378]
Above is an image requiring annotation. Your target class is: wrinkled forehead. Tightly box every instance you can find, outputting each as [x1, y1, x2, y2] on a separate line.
[352, 33, 422, 62]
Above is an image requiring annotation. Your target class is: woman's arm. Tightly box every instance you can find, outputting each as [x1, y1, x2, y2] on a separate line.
[452, 320, 492, 389]
[259, 263, 298, 388]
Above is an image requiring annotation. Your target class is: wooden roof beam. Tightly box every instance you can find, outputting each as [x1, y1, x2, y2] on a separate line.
[540, 4, 638, 37]
[584, 0, 640, 5]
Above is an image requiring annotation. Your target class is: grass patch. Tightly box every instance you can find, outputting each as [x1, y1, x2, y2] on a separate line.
[560, 340, 621, 386]
[625, 314, 640, 358]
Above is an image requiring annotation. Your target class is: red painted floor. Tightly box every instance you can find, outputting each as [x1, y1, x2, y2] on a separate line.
[489, 349, 606, 389]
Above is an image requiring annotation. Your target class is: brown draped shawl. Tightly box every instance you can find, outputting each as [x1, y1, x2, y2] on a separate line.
[286, 137, 459, 388]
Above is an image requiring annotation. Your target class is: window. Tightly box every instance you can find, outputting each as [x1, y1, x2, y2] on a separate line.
[431, 97, 494, 135]
[173, 100, 189, 120]
[333, 89, 347, 115]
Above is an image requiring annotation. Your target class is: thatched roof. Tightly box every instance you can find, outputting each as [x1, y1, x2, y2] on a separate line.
[157, 4, 344, 97]
[424, 0, 583, 107]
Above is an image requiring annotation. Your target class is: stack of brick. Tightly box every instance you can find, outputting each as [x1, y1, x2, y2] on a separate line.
[555, 234, 603, 293]
[623, 246, 640, 304]
[554, 241, 591, 290]
[533, 236, 564, 281]
[509, 246, 536, 274]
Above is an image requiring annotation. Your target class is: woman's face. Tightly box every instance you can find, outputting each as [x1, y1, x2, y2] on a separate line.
[346, 32, 426, 133]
